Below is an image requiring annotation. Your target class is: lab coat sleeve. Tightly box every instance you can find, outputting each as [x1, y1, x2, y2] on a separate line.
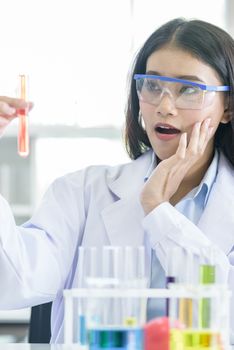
[142, 202, 230, 281]
[0, 172, 85, 309]
[142, 201, 234, 341]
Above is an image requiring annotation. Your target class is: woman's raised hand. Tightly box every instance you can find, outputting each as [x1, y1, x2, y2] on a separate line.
[0, 96, 33, 136]
[140, 118, 214, 215]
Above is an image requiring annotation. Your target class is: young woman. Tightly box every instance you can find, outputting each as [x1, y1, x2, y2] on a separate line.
[0, 18, 234, 343]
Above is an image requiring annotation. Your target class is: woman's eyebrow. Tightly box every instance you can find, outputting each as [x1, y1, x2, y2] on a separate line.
[146, 70, 205, 83]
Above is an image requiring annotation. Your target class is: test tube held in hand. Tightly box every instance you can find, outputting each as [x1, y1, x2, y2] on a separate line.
[18, 74, 29, 157]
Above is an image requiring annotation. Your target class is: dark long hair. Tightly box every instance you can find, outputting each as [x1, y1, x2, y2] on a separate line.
[124, 18, 234, 166]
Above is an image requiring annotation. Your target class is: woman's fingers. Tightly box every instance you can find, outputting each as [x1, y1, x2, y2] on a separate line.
[0, 101, 16, 116]
[198, 118, 211, 150]
[168, 119, 213, 173]
[0, 96, 33, 116]
[185, 118, 214, 160]
[0, 96, 34, 136]
[201, 125, 215, 153]
[176, 132, 187, 159]
[187, 121, 201, 155]
[0, 96, 26, 108]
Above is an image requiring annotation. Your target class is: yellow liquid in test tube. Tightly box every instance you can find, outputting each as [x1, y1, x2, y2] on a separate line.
[170, 329, 222, 350]
[179, 298, 193, 328]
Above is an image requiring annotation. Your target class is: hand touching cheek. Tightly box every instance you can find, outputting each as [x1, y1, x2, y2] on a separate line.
[140, 118, 214, 215]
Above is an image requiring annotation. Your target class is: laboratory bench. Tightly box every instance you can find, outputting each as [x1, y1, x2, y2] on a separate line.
[0, 345, 87, 350]
[0, 345, 233, 350]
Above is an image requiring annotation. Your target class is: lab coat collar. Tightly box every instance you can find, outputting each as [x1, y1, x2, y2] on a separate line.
[106, 150, 153, 199]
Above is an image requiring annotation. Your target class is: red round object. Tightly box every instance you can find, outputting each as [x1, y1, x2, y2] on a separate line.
[144, 317, 170, 350]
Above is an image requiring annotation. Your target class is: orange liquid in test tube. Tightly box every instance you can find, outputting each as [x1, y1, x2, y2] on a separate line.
[18, 74, 29, 157]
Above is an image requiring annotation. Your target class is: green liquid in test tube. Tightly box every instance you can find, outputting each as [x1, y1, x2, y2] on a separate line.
[199, 248, 216, 329]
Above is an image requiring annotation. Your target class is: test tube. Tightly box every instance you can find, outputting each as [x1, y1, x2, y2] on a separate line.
[165, 246, 182, 316]
[18, 74, 29, 157]
[77, 246, 98, 286]
[178, 249, 194, 328]
[136, 246, 147, 326]
[88, 247, 124, 350]
[102, 246, 123, 326]
[77, 246, 97, 345]
[102, 246, 123, 281]
[123, 246, 147, 327]
[199, 247, 216, 329]
[87, 247, 145, 350]
[136, 246, 146, 282]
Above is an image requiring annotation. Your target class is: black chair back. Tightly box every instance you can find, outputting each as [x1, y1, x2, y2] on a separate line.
[28, 302, 52, 343]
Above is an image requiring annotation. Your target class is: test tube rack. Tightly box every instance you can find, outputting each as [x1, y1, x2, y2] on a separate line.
[63, 285, 231, 349]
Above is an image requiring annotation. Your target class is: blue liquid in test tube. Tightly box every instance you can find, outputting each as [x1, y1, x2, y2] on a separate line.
[88, 327, 143, 350]
[77, 246, 97, 344]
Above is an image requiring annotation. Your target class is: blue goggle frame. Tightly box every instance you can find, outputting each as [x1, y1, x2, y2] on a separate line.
[134, 74, 230, 92]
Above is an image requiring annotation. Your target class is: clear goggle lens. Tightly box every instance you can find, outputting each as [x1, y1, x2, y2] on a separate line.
[136, 78, 216, 110]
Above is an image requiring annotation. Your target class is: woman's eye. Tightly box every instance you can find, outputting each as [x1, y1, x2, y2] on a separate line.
[145, 80, 160, 91]
[180, 85, 199, 95]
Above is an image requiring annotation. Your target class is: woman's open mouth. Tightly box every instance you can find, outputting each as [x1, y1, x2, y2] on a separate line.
[155, 123, 181, 141]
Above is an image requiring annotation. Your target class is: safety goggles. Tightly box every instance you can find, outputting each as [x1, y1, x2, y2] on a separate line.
[134, 74, 230, 110]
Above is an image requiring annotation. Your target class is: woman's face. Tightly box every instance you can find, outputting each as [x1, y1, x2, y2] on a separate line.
[140, 46, 229, 160]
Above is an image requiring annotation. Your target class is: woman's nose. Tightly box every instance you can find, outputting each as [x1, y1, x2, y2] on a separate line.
[155, 91, 178, 117]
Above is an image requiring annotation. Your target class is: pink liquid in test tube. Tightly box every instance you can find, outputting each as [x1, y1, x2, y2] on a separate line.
[18, 74, 29, 157]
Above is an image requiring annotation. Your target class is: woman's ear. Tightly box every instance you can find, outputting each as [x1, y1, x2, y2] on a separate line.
[220, 107, 232, 124]
[220, 96, 232, 124]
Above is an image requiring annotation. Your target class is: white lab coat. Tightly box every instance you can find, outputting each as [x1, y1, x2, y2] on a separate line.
[0, 149, 234, 343]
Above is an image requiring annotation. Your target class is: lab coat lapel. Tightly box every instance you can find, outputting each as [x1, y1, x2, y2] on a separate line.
[198, 153, 234, 255]
[101, 194, 144, 246]
[101, 150, 153, 279]
[101, 152, 151, 247]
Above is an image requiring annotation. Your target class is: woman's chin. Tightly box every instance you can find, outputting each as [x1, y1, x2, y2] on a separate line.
[150, 137, 179, 161]
[153, 148, 177, 161]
